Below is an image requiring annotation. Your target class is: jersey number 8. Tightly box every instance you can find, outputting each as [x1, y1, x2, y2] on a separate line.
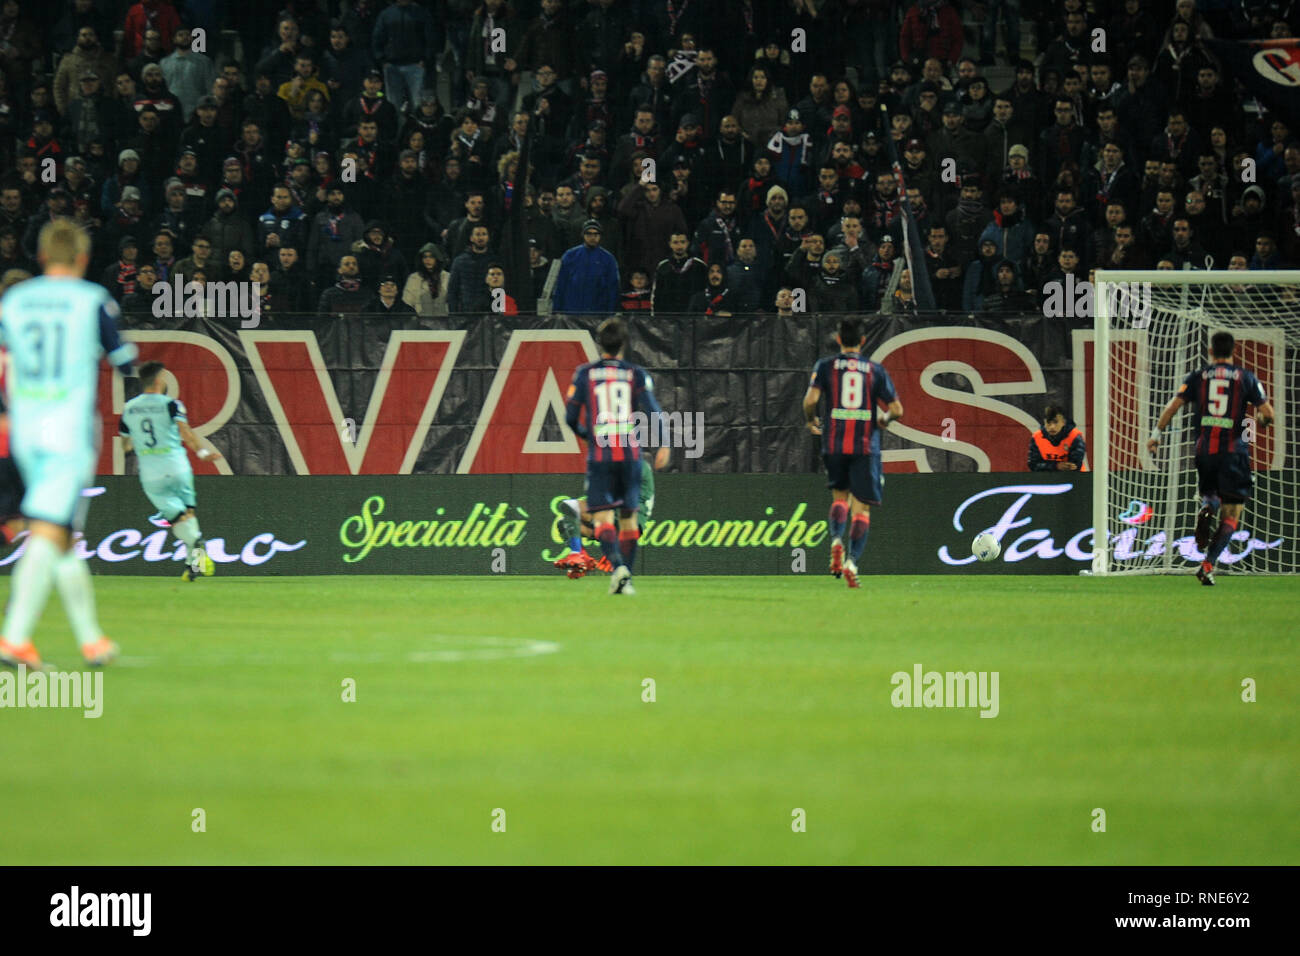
[840, 370, 865, 410]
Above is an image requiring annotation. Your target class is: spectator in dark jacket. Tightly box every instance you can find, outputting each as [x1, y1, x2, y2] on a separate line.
[446, 223, 494, 312]
[693, 190, 742, 267]
[120, 261, 159, 313]
[1020, 231, 1055, 300]
[617, 182, 687, 278]
[269, 246, 312, 313]
[316, 255, 372, 316]
[371, 0, 436, 114]
[687, 262, 738, 316]
[1038, 98, 1087, 184]
[101, 236, 139, 302]
[307, 186, 365, 285]
[201, 188, 255, 271]
[551, 219, 619, 316]
[381, 148, 432, 263]
[1044, 188, 1091, 267]
[1163, 218, 1210, 269]
[257, 185, 307, 256]
[652, 232, 707, 315]
[365, 273, 417, 315]
[1028, 405, 1088, 471]
[724, 238, 763, 314]
[810, 249, 860, 313]
[353, 220, 408, 291]
[62, 70, 116, 156]
[982, 260, 1036, 313]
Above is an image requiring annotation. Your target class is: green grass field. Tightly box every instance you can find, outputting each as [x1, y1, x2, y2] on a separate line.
[1, 574, 1295, 865]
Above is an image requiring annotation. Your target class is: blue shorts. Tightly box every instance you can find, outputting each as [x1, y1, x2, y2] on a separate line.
[140, 470, 197, 521]
[585, 458, 642, 515]
[1196, 452, 1253, 504]
[16, 448, 96, 530]
[824, 453, 883, 505]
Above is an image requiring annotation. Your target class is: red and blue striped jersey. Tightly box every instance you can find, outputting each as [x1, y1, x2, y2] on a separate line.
[810, 351, 897, 456]
[1177, 363, 1267, 456]
[565, 357, 663, 462]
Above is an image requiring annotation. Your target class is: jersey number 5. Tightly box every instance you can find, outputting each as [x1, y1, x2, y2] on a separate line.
[1207, 378, 1229, 417]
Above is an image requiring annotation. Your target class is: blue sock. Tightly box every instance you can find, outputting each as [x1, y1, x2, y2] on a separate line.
[849, 514, 870, 562]
[596, 524, 624, 567]
[620, 528, 640, 572]
[829, 501, 848, 541]
[1206, 517, 1238, 566]
[568, 535, 583, 552]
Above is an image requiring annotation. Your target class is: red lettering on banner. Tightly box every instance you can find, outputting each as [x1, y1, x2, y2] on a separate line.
[244, 330, 464, 474]
[873, 329, 1046, 473]
[458, 331, 598, 474]
[97, 332, 240, 475]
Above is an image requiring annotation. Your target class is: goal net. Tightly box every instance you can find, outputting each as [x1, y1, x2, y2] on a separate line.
[1092, 270, 1299, 575]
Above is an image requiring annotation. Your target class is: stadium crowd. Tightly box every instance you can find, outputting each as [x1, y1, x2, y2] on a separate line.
[0, 0, 1297, 320]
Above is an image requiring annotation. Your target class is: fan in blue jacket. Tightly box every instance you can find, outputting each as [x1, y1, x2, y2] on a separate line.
[551, 219, 620, 317]
[978, 192, 1035, 265]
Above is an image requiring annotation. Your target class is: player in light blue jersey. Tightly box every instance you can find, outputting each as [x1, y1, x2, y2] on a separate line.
[0, 221, 137, 671]
[119, 361, 222, 581]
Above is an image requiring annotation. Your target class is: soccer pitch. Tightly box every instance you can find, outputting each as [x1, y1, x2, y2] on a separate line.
[1, 574, 1295, 865]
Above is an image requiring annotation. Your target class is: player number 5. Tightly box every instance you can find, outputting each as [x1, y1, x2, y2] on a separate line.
[1208, 378, 1229, 417]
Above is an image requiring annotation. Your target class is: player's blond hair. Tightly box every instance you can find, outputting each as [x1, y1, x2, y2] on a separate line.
[38, 219, 91, 267]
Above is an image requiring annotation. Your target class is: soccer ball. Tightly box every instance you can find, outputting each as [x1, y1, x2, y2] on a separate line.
[972, 532, 1001, 562]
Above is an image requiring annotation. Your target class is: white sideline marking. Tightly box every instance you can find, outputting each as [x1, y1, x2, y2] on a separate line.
[110, 636, 561, 668]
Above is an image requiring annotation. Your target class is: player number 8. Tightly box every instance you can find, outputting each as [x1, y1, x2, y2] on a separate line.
[840, 371, 864, 410]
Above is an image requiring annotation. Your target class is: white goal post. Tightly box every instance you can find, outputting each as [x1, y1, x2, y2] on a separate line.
[1092, 270, 1299, 575]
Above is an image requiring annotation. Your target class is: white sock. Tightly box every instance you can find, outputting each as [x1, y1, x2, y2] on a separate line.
[173, 516, 200, 556]
[2, 535, 61, 646]
[54, 551, 101, 647]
